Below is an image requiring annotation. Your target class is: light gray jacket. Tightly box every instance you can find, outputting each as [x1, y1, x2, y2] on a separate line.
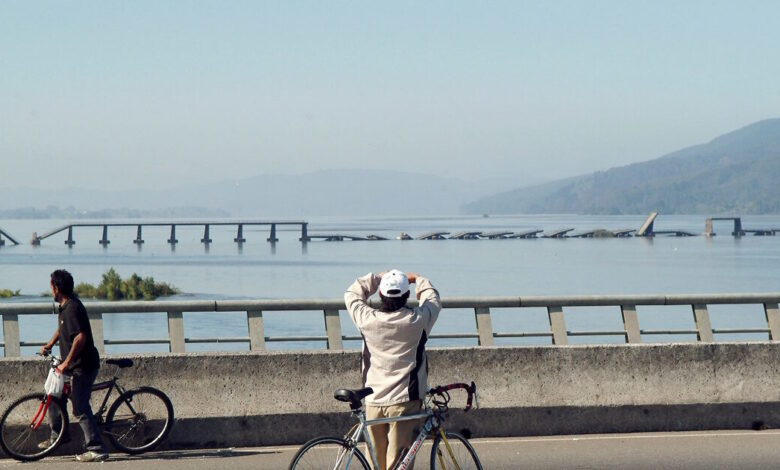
[345, 273, 441, 406]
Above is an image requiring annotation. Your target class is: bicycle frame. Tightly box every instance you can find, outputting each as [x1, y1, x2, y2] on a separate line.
[90, 375, 128, 424]
[55, 361, 130, 425]
[344, 401, 456, 470]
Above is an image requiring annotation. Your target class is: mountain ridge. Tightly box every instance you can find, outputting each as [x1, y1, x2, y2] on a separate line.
[463, 118, 780, 215]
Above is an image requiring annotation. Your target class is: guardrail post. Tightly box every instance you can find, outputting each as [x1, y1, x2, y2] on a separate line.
[474, 307, 494, 346]
[167, 311, 185, 352]
[324, 309, 343, 350]
[620, 305, 642, 343]
[547, 306, 568, 345]
[692, 304, 714, 342]
[247, 310, 266, 350]
[268, 224, 279, 243]
[2, 314, 21, 357]
[88, 312, 105, 354]
[764, 303, 780, 341]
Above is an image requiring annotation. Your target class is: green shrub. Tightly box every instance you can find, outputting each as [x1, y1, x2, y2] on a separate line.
[75, 268, 180, 301]
[0, 289, 21, 298]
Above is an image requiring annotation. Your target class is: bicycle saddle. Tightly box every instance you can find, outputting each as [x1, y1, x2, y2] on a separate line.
[106, 358, 134, 368]
[334, 387, 374, 409]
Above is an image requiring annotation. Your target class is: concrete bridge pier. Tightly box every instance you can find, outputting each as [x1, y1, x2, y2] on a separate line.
[99, 225, 110, 246]
[733, 218, 745, 236]
[234, 224, 246, 244]
[299, 223, 309, 242]
[64, 226, 75, 247]
[201, 224, 213, 244]
[134, 225, 145, 245]
[168, 225, 178, 245]
[267, 224, 279, 243]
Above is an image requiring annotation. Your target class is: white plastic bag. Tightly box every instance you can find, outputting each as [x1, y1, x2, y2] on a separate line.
[43, 368, 65, 397]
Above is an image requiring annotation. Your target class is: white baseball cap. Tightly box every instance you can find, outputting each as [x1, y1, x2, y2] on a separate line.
[379, 270, 410, 298]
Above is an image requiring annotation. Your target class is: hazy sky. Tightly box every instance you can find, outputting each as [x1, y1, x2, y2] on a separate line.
[1, 1, 779, 191]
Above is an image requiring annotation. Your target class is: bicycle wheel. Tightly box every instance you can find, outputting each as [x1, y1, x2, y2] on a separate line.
[430, 431, 482, 470]
[0, 393, 69, 462]
[104, 386, 174, 454]
[289, 436, 371, 470]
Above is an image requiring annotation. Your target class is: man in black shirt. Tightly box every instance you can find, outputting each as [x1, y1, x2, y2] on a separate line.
[41, 269, 108, 462]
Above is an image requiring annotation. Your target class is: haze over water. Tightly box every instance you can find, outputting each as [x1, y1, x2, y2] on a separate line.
[2, 214, 779, 356]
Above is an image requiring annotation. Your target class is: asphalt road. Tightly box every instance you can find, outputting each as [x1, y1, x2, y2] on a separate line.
[1, 430, 779, 469]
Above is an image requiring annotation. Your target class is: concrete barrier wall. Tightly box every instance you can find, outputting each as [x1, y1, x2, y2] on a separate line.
[1, 342, 779, 453]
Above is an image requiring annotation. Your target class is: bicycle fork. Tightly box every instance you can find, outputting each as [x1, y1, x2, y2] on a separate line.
[29, 396, 52, 431]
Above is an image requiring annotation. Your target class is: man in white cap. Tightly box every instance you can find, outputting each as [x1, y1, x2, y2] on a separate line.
[344, 270, 441, 470]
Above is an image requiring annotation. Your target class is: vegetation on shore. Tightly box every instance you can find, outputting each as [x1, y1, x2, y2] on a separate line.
[75, 268, 180, 301]
[0, 289, 21, 298]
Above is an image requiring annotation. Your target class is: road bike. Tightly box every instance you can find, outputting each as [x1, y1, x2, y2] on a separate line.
[289, 381, 482, 470]
[0, 352, 174, 462]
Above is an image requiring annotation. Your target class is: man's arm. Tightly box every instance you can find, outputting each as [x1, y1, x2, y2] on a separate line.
[344, 272, 381, 328]
[412, 275, 441, 332]
[40, 329, 59, 355]
[57, 332, 85, 373]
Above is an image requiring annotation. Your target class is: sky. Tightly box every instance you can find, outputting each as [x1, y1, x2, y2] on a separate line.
[1, 1, 779, 191]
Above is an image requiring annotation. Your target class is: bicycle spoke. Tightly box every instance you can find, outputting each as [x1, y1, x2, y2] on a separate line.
[290, 437, 370, 469]
[1, 394, 66, 461]
[105, 387, 173, 454]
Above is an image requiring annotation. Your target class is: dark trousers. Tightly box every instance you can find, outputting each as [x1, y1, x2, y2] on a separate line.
[49, 368, 107, 453]
[71, 368, 107, 453]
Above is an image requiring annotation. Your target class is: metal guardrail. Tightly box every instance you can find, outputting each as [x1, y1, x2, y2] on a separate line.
[1, 294, 779, 357]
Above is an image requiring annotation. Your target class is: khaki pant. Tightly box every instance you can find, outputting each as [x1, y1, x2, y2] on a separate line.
[365, 400, 422, 470]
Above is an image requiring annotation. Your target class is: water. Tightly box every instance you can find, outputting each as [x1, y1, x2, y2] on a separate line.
[2, 214, 780, 355]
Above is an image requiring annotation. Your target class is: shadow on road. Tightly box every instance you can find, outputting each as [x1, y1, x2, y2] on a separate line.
[103, 447, 277, 463]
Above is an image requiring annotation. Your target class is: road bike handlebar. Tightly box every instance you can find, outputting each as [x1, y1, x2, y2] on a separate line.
[428, 381, 478, 411]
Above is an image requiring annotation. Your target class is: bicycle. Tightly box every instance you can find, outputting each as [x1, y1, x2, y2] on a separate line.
[0, 351, 175, 462]
[289, 381, 482, 470]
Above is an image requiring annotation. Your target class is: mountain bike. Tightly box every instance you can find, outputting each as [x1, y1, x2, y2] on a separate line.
[0, 352, 174, 462]
[289, 381, 482, 470]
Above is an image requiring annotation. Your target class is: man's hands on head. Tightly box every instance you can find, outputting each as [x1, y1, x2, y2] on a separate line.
[378, 271, 419, 284]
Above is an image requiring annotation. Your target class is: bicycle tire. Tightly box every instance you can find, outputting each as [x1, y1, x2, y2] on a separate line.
[0, 393, 69, 462]
[104, 386, 174, 454]
[430, 431, 482, 470]
[289, 436, 371, 470]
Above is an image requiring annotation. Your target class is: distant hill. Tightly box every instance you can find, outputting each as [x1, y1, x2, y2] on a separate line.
[463, 118, 780, 215]
[1, 170, 543, 218]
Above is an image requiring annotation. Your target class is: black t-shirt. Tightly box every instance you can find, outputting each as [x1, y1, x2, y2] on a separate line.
[58, 297, 100, 372]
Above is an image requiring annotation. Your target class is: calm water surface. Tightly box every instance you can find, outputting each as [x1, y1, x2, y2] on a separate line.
[2, 214, 779, 355]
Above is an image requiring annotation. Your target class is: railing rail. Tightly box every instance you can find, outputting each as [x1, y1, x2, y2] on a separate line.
[2, 293, 779, 357]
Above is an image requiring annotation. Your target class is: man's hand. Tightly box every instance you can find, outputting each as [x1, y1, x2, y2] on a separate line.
[379, 271, 419, 283]
[56, 361, 69, 374]
[40, 345, 52, 356]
